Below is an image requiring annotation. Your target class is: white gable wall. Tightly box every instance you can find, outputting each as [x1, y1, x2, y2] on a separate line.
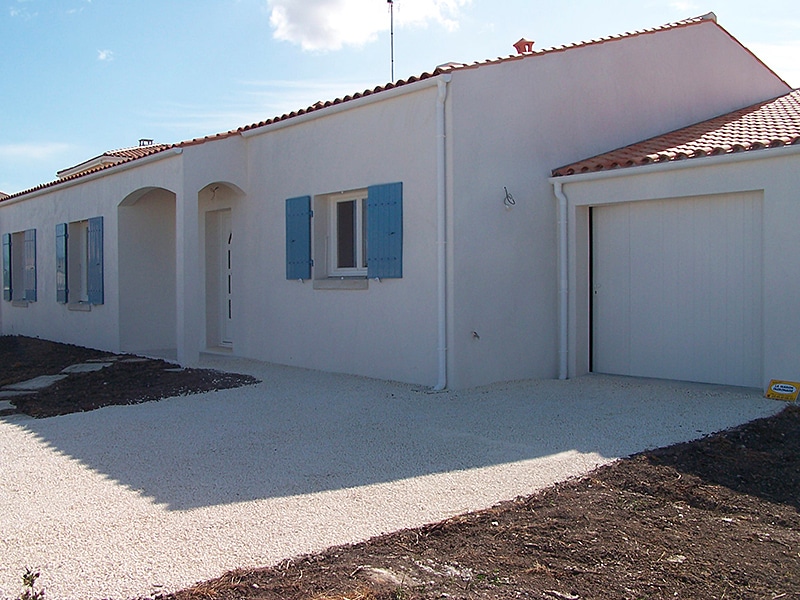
[445, 20, 789, 388]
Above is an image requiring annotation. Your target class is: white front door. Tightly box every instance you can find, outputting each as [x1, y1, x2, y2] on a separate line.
[219, 210, 233, 347]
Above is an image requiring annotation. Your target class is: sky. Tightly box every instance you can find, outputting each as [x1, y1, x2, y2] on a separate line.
[1, 0, 798, 194]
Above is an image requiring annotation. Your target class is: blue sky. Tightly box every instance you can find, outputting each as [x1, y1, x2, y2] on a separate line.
[1, 0, 798, 194]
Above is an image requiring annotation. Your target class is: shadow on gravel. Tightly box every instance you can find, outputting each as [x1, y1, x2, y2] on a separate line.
[4, 368, 785, 511]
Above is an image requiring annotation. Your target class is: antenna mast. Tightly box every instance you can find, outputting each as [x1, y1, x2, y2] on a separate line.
[388, 0, 394, 82]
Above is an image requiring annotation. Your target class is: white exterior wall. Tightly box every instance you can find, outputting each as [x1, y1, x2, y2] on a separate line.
[558, 147, 800, 389]
[0, 154, 183, 352]
[221, 85, 442, 385]
[444, 20, 789, 388]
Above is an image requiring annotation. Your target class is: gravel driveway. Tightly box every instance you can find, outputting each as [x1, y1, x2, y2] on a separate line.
[0, 356, 784, 599]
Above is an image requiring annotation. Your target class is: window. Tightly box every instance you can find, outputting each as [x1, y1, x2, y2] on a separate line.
[1, 229, 36, 303]
[285, 182, 403, 282]
[56, 216, 103, 305]
[331, 191, 368, 276]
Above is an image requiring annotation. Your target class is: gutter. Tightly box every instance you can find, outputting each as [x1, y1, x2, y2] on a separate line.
[553, 179, 569, 380]
[433, 74, 451, 391]
[551, 142, 800, 185]
[1, 148, 184, 206]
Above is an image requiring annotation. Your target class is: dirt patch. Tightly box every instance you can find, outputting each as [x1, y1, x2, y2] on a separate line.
[0, 336, 258, 418]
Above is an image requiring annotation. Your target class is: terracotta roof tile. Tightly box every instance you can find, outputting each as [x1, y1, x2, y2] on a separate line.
[3, 13, 769, 202]
[552, 89, 800, 176]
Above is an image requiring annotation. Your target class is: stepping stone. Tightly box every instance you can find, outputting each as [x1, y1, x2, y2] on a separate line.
[119, 357, 151, 363]
[0, 390, 35, 399]
[5, 374, 69, 391]
[61, 362, 113, 374]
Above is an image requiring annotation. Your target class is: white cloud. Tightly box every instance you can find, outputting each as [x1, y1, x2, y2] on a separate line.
[750, 41, 800, 88]
[668, 1, 699, 12]
[97, 49, 114, 61]
[142, 78, 376, 136]
[0, 142, 73, 161]
[267, 0, 471, 52]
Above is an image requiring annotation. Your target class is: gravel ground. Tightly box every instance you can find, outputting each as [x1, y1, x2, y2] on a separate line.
[0, 356, 785, 600]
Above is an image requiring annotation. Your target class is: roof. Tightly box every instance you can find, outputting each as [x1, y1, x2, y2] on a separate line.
[2, 12, 779, 202]
[56, 144, 171, 179]
[552, 89, 800, 177]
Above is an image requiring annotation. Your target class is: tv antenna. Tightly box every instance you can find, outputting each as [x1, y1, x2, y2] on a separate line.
[387, 0, 395, 81]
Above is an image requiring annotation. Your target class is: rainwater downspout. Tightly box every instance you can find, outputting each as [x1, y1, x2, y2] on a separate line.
[433, 74, 451, 391]
[553, 179, 569, 380]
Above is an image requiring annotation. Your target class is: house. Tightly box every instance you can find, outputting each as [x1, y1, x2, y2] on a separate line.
[551, 89, 800, 389]
[0, 13, 793, 389]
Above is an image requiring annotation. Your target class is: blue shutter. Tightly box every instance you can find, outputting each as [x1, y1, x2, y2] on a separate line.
[23, 229, 36, 302]
[87, 216, 104, 305]
[56, 223, 68, 303]
[367, 182, 403, 279]
[2, 233, 10, 301]
[285, 196, 312, 280]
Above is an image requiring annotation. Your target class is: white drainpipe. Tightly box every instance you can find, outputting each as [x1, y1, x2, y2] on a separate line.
[433, 74, 451, 390]
[553, 179, 569, 380]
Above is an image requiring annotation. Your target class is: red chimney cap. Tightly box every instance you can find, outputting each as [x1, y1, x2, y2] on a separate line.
[513, 38, 535, 54]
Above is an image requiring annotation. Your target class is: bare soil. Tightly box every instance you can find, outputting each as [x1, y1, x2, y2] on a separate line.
[0, 335, 258, 418]
[2, 336, 798, 599]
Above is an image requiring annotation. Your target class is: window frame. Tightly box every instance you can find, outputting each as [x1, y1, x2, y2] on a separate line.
[329, 189, 369, 277]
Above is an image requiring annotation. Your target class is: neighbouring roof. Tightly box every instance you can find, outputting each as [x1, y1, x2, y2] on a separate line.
[553, 89, 800, 177]
[56, 144, 171, 179]
[2, 12, 781, 202]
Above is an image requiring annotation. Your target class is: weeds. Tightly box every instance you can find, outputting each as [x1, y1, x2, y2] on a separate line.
[16, 568, 45, 600]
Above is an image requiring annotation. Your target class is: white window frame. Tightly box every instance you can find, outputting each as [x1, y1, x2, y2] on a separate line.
[328, 190, 368, 277]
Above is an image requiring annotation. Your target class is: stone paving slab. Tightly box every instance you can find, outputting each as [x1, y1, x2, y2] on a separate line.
[61, 362, 112, 374]
[0, 390, 35, 399]
[4, 374, 69, 391]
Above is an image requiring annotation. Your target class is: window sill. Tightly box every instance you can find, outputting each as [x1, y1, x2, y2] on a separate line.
[313, 277, 369, 290]
[68, 302, 92, 312]
[11, 300, 29, 308]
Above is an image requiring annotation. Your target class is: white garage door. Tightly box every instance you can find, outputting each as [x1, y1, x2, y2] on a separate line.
[592, 192, 763, 387]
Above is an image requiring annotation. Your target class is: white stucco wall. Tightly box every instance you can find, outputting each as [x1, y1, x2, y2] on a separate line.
[443, 19, 789, 388]
[226, 84, 442, 385]
[0, 153, 183, 353]
[557, 146, 800, 389]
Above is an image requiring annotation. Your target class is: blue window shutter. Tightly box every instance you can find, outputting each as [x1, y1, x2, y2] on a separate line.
[23, 229, 36, 302]
[2, 233, 10, 301]
[367, 182, 403, 279]
[285, 196, 312, 280]
[87, 216, 104, 305]
[56, 223, 68, 303]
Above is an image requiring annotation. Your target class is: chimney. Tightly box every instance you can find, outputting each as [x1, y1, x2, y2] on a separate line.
[139, 138, 154, 147]
[513, 38, 535, 54]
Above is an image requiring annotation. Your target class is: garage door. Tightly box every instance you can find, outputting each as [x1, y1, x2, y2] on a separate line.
[592, 192, 763, 387]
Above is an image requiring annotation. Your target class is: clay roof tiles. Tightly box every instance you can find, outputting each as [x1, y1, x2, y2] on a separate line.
[2, 12, 781, 202]
[553, 89, 800, 176]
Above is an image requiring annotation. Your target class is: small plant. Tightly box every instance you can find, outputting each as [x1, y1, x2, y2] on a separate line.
[17, 568, 45, 600]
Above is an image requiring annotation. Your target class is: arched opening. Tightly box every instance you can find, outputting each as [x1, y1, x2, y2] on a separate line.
[118, 187, 177, 358]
